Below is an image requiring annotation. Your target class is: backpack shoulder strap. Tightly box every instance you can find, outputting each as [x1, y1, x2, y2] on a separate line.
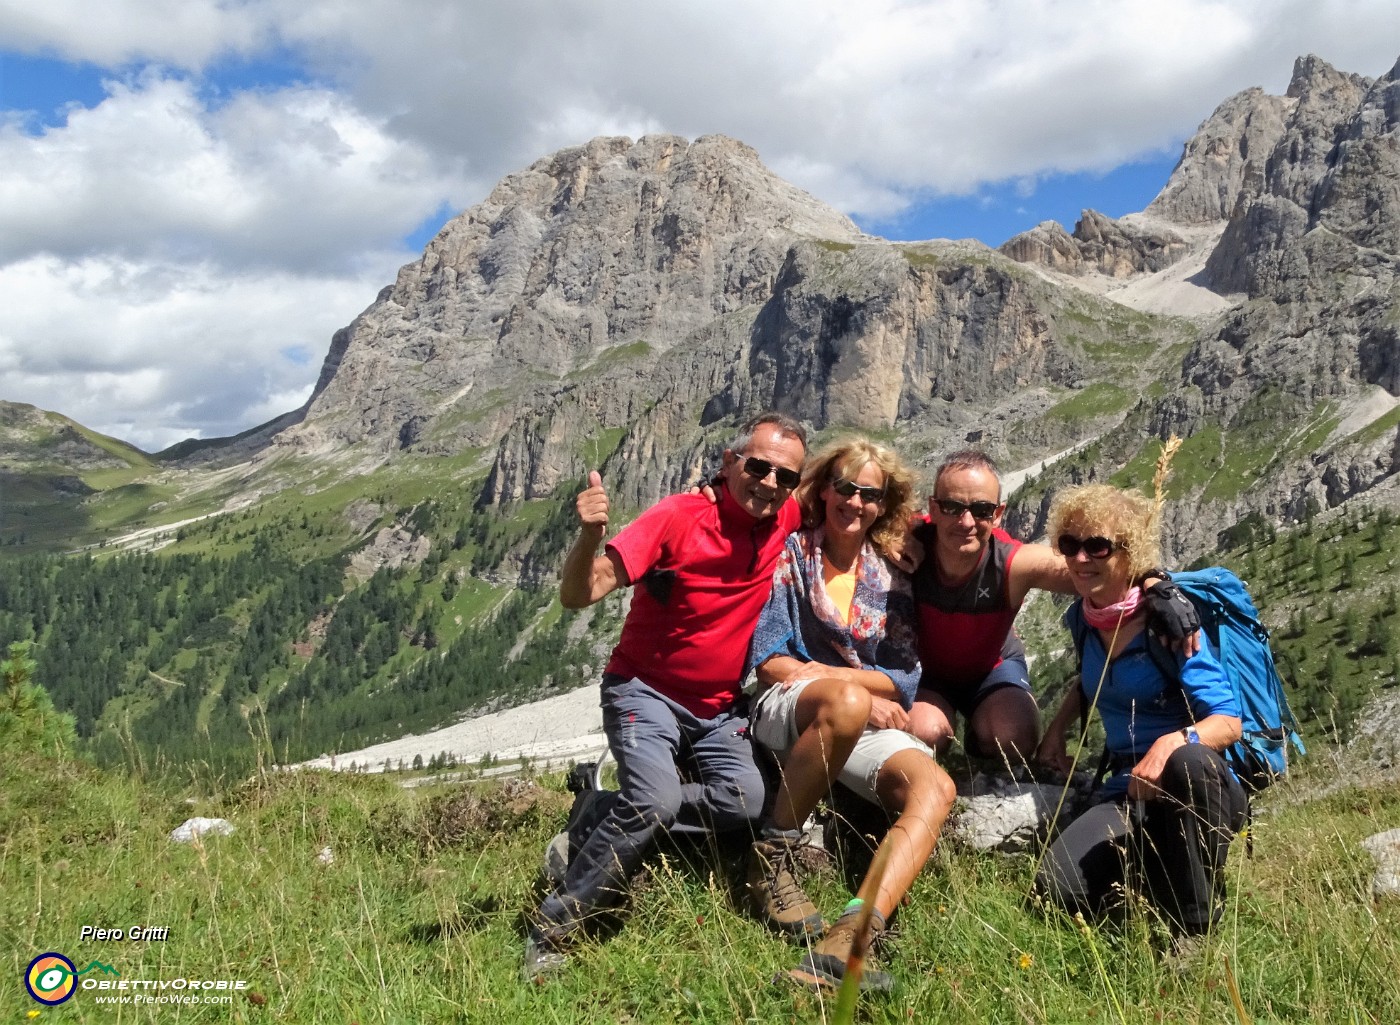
[1066, 603, 1115, 785]
[1144, 630, 1183, 685]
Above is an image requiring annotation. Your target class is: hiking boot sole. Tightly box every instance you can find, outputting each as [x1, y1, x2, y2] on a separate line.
[784, 953, 894, 993]
[542, 831, 569, 886]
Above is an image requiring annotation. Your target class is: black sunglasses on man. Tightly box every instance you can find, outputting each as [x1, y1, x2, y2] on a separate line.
[742, 456, 801, 490]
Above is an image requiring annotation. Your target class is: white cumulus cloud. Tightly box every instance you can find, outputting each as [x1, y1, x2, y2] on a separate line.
[0, 253, 394, 451]
[1, 0, 1399, 446]
[0, 71, 472, 272]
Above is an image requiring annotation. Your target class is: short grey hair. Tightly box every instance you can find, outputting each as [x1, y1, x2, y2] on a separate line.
[934, 449, 1002, 501]
[730, 411, 808, 455]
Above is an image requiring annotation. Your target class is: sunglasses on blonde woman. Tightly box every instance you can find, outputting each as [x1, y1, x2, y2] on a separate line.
[831, 478, 885, 503]
[1056, 534, 1119, 559]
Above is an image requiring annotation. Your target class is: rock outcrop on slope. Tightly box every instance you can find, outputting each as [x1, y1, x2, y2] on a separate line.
[1000, 210, 1189, 278]
[0, 401, 134, 471]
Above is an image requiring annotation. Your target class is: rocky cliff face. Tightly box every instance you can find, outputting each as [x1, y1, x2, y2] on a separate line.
[1203, 56, 1379, 294]
[1145, 87, 1294, 224]
[276, 134, 862, 458]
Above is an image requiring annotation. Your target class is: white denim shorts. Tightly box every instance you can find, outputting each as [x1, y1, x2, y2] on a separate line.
[751, 679, 936, 805]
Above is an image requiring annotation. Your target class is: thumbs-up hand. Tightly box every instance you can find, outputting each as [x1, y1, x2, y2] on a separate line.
[577, 470, 610, 536]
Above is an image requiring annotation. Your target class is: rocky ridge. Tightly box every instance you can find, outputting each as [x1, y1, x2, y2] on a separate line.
[70, 53, 1400, 560]
[998, 54, 1400, 554]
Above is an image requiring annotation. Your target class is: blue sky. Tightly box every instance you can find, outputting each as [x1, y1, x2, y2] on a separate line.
[1, 1, 1398, 451]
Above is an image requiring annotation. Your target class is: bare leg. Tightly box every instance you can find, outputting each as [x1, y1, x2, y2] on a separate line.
[967, 686, 1040, 768]
[768, 677, 871, 831]
[856, 748, 956, 921]
[906, 687, 957, 756]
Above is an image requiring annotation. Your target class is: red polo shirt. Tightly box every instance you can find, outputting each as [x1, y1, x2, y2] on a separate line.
[604, 487, 801, 716]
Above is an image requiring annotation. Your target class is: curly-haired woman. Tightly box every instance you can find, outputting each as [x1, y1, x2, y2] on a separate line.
[1035, 484, 1248, 937]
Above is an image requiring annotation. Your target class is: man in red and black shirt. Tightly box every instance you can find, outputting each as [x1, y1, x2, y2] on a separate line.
[906, 450, 1073, 762]
[526, 412, 808, 976]
[906, 450, 1198, 764]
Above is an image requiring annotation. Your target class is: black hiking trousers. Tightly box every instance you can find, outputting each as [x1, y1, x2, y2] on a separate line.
[1037, 743, 1249, 936]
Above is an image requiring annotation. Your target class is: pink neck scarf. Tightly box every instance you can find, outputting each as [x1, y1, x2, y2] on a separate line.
[1081, 586, 1145, 631]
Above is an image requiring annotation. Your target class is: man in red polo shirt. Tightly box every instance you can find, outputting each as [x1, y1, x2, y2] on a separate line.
[526, 412, 811, 978]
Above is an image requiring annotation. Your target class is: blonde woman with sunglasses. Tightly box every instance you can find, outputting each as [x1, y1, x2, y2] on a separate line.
[1034, 484, 1248, 939]
[746, 436, 956, 991]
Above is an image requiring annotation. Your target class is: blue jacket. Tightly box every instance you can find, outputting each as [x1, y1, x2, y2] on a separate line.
[1067, 602, 1239, 796]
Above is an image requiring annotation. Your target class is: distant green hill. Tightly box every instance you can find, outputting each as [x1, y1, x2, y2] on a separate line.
[0, 400, 159, 552]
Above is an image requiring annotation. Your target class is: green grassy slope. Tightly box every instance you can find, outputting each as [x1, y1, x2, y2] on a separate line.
[3, 746, 1396, 1022]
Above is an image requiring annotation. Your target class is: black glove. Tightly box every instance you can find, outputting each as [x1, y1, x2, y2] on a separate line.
[1143, 578, 1199, 644]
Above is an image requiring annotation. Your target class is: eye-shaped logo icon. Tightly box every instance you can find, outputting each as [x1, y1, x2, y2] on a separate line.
[25, 953, 78, 1005]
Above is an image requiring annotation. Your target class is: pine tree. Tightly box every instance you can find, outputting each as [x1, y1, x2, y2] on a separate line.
[1364, 617, 1394, 656]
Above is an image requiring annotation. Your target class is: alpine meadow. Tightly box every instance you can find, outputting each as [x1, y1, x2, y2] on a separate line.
[3, 51, 1400, 1023]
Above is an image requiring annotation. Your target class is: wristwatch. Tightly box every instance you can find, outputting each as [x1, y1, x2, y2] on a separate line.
[1180, 726, 1201, 744]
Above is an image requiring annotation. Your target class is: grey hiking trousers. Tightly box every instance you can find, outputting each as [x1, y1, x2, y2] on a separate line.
[533, 674, 767, 936]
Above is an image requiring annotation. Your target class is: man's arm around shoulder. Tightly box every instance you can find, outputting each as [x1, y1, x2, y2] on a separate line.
[1007, 541, 1074, 607]
[560, 471, 630, 608]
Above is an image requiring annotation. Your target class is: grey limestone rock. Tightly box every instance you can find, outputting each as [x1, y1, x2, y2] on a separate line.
[347, 525, 432, 581]
[1146, 88, 1293, 225]
[1203, 55, 1381, 296]
[279, 134, 862, 457]
[1000, 210, 1188, 278]
[1361, 828, 1400, 901]
[948, 772, 1094, 853]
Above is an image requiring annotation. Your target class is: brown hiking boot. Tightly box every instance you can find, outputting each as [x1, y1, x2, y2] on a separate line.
[746, 834, 824, 937]
[787, 908, 893, 992]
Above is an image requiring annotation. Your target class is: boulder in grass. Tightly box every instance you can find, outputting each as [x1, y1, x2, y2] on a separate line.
[1361, 828, 1400, 901]
[948, 772, 1095, 854]
[170, 817, 235, 843]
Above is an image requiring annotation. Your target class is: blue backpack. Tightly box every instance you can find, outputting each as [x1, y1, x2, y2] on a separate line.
[1073, 567, 1306, 791]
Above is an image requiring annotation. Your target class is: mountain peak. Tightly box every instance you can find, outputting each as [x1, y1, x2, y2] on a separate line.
[281, 133, 862, 456]
[1287, 54, 1372, 102]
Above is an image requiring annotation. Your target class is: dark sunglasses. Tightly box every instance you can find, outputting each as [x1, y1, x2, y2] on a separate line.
[1056, 534, 1119, 559]
[830, 478, 885, 503]
[742, 456, 802, 490]
[934, 498, 1000, 521]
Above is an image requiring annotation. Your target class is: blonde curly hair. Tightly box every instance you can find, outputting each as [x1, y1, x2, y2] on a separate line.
[795, 436, 918, 561]
[1045, 484, 1162, 581]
